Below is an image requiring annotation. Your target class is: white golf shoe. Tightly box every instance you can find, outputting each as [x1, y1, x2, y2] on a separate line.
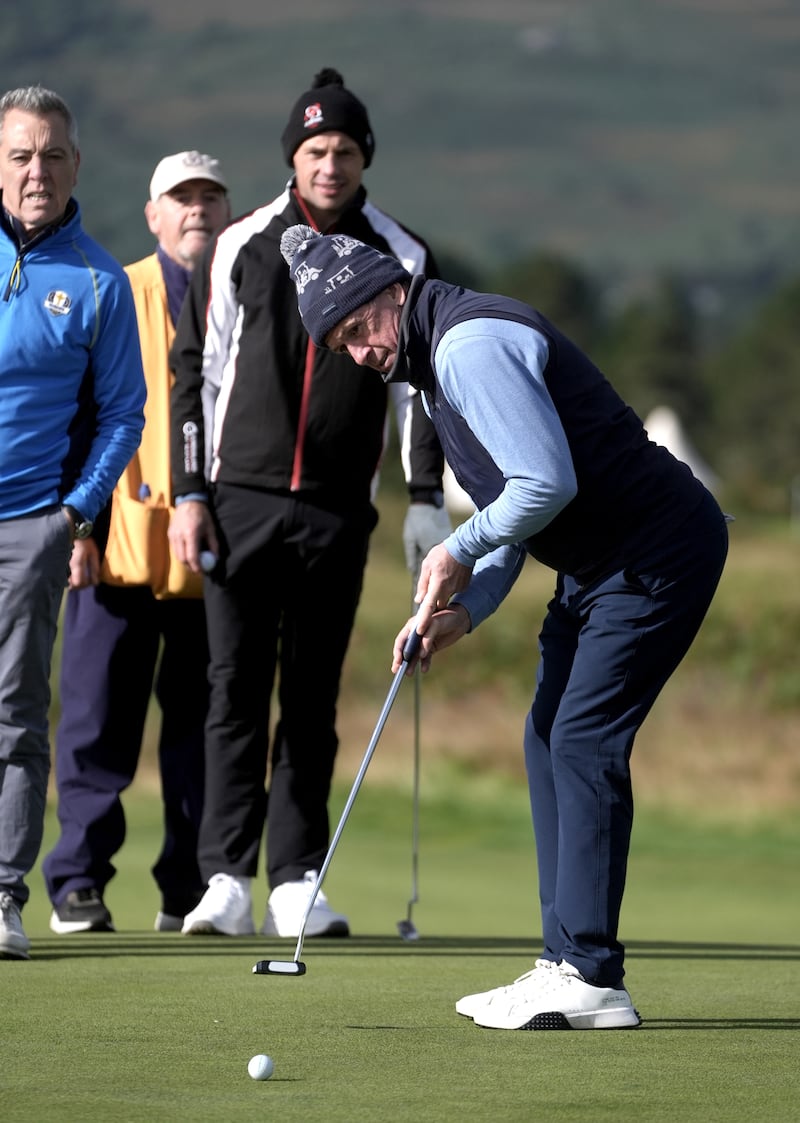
[456, 958, 561, 1019]
[261, 870, 350, 938]
[471, 959, 641, 1030]
[181, 874, 255, 935]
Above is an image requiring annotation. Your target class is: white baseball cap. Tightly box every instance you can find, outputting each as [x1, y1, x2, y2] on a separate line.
[149, 150, 228, 202]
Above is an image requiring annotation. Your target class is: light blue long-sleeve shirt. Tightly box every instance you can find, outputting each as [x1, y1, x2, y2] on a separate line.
[432, 318, 578, 627]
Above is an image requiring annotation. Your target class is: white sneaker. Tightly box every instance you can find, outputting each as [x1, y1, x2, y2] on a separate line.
[456, 958, 559, 1018]
[181, 874, 255, 936]
[261, 871, 350, 938]
[473, 960, 641, 1030]
[0, 891, 31, 960]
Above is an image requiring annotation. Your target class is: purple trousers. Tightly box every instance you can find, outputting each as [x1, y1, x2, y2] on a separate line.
[43, 582, 209, 916]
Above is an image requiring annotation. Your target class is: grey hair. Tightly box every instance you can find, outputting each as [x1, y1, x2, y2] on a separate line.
[0, 86, 79, 152]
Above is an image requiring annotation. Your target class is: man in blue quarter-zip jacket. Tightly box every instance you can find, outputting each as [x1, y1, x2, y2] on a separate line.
[0, 86, 145, 960]
[282, 224, 729, 1031]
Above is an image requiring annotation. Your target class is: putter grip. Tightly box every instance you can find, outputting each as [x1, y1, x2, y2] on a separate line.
[402, 629, 423, 663]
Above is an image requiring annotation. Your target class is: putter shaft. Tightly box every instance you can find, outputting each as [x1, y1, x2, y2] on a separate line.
[253, 627, 422, 977]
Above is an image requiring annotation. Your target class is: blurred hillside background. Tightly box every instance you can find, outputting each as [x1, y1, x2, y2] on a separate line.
[5, 0, 798, 814]
[4, 0, 799, 512]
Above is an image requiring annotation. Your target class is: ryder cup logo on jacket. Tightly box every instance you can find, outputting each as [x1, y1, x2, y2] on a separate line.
[44, 290, 72, 316]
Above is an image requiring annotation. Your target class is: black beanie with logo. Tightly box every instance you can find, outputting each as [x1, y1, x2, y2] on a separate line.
[281, 67, 375, 168]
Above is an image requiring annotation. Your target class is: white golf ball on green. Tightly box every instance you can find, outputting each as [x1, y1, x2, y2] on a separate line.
[248, 1053, 274, 1081]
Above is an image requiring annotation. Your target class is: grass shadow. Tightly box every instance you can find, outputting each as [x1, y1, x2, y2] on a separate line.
[645, 1018, 800, 1031]
[28, 933, 800, 963]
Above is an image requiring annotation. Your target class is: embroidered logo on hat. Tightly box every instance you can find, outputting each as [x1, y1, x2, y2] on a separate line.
[325, 265, 356, 294]
[294, 261, 322, 294]
[330, 235, 360, 258]
[303, 102, 324, 130]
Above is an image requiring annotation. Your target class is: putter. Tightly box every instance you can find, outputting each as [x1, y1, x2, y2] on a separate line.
[396, 657, 421, 942]
[397, 562, 423, 942]
[253, 625, 422, 978]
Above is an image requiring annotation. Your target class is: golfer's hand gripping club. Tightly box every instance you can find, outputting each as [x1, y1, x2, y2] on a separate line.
[400, 626, 423, 666]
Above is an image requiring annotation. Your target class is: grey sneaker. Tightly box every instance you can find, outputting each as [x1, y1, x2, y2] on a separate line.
[154, 911, 184, 932]
[50, 888, 114, 934]
[154, 892, 204, 932]
[0, 891, 31, 959]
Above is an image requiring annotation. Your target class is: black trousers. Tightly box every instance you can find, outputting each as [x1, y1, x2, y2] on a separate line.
[198, 483, 375, 888]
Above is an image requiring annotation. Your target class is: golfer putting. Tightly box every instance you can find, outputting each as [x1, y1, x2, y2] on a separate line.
[280, 224, 728, 1031]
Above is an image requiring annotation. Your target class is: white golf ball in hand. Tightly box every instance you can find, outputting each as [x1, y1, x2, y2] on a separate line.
[199, 550, 217, 573]
[248, 1054, 274, 1081]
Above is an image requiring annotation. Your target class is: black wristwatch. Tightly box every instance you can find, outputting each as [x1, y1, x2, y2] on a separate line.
[64, 505, 94, 539]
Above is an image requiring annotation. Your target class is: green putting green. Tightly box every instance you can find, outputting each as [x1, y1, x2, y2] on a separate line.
[6, 784, 799, 1122]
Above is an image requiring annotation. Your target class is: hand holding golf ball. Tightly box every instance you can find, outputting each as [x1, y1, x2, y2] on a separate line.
[199, 550, 217, 573]
[248, 1054, 274, 1080]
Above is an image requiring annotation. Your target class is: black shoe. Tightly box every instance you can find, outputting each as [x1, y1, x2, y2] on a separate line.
[50, 889, 115, 934]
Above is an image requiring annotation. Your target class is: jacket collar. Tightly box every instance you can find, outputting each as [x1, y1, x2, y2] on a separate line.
[0, 193, 77, 250]
[384, 274, 429, 389]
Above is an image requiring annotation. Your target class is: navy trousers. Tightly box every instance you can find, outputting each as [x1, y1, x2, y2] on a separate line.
[43, 583, 209, 915]
[524, 492, 729, 986]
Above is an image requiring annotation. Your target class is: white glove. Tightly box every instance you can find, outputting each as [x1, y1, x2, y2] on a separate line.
[403, 503, 453, 575]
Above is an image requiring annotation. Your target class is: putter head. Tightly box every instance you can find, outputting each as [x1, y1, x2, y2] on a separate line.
[252, 959, 307, 976]
[396, 919, 420, 942]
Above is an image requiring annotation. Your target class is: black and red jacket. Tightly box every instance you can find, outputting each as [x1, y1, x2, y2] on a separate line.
[170, 183, 442, 516]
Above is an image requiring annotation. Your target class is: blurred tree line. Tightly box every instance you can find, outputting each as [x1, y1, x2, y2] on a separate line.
[436, 249, 799, 519]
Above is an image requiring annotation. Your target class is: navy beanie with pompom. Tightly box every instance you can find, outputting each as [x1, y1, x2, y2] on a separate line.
[280, 224, 411, 346]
